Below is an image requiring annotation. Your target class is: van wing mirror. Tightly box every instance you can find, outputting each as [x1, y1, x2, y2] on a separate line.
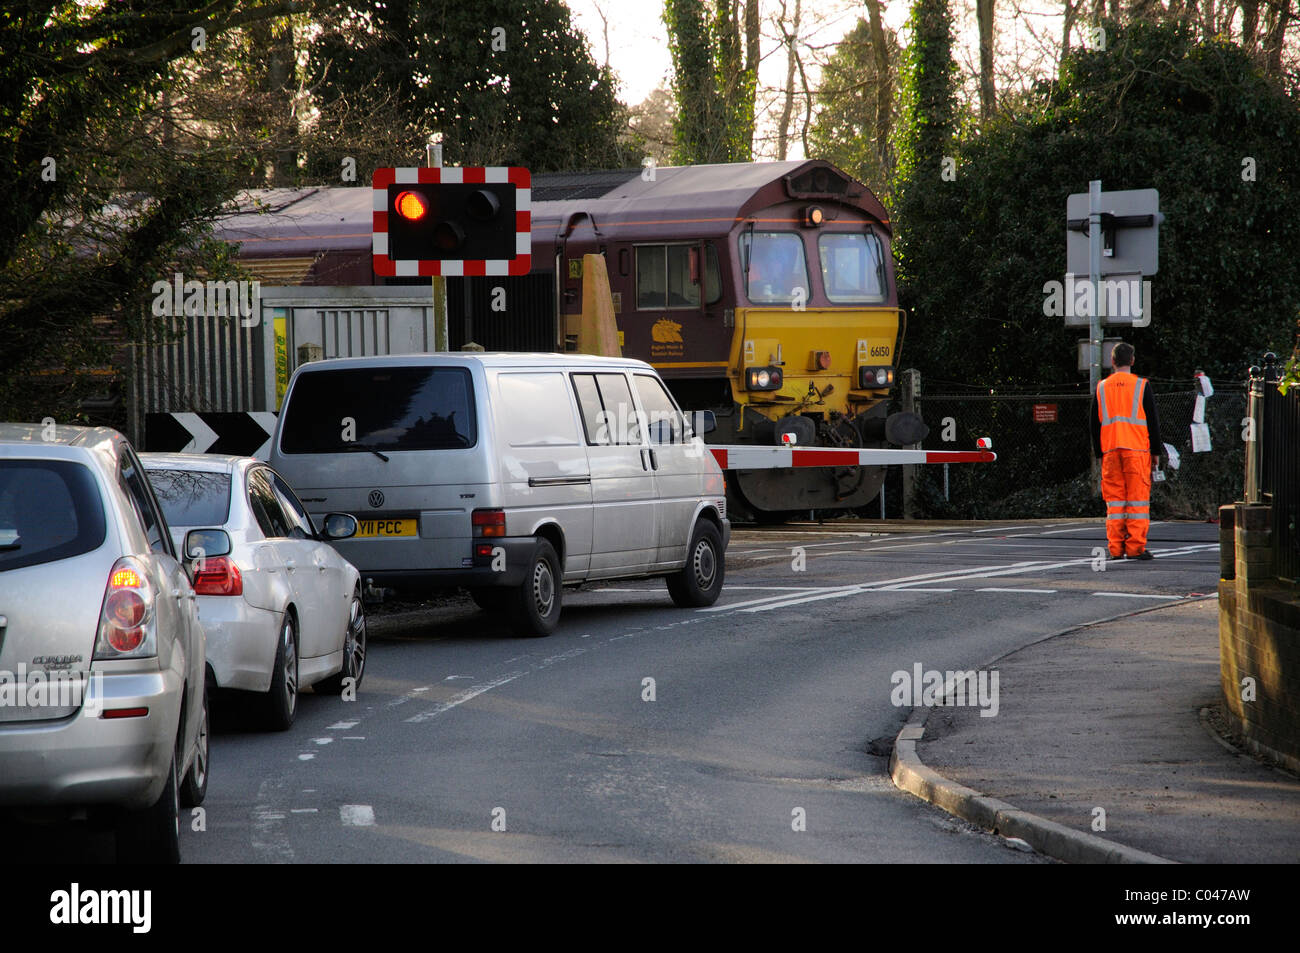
[691, 410, 717, 436]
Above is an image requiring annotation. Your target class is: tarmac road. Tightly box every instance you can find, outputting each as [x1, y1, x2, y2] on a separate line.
[170, 518, 1218, 863]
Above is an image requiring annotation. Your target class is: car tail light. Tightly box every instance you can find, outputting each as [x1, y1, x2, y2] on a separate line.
[94, 556, 157, 660]
[472, 509, 506, 538]
[745, 366, 783, 391]
[193, 556, 243, 596]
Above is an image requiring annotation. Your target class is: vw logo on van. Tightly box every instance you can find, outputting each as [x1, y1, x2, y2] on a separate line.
[368, 490, 385, 508]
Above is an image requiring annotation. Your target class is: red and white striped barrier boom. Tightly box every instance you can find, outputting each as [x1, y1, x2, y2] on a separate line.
[708, 445, 995, 469]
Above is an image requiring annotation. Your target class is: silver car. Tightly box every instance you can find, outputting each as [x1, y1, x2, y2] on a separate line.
[140, 453, 365, 731]
[0, 425, 208, 863]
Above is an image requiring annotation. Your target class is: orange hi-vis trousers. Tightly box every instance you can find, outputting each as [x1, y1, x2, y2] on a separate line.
[1101, 449, 1152, 556]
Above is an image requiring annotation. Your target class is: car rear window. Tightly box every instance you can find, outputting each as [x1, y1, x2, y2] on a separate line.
[146, 468, 232, 528]
[280, 367, 477, 453]
[0, 460, 107, 571]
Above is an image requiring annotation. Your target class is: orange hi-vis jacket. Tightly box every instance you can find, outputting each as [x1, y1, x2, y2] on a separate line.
[1096, 371, 1150, 453]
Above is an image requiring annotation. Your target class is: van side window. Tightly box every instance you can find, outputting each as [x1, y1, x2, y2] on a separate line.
[497, 373, 581, 447]
[633, 375, 685, 445]
[571, 372, 643, 446]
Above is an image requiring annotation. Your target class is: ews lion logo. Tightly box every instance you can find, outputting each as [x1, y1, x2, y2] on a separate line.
[651, 318, 683, 344]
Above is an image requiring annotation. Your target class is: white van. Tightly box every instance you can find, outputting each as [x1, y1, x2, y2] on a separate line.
[269, 353, 729, 636]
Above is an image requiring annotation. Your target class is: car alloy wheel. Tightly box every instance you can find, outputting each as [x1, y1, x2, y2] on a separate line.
[344, 591, 366, 684]
[282, 616, 298, 717]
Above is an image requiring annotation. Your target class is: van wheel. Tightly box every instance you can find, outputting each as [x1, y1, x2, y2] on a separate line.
[510, 539, 561, 637]
[667, 521, 725, 608]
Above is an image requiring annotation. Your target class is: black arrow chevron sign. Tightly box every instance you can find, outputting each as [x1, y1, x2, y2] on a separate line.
[144, 412, 279, 459]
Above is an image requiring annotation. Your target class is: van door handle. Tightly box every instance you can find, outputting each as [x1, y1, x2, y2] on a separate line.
[639, 449, 649, 470]
[649, 448, 658, 470]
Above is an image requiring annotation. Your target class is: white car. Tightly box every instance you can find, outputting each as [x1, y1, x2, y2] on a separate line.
[141, 454, 366, 730]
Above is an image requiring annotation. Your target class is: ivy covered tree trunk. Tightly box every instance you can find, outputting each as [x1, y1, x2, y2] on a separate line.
[663, 0, 759, 164]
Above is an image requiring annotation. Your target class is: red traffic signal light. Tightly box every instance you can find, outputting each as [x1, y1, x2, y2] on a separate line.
[372, 167, 531, 277]
[394, 190, 429, 221]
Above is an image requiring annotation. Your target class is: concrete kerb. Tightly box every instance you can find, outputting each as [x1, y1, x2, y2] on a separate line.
[888, 597, 1218, 864]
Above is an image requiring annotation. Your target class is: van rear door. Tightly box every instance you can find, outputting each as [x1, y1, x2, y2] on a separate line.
[271, 364, 488, 574]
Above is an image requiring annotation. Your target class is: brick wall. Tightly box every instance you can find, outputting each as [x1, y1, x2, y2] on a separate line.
[1218, 502, 1300, 772]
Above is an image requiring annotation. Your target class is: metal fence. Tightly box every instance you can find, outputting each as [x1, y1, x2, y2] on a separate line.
[1247, 355, 1299, 583]
[912, 385, 1247, 520]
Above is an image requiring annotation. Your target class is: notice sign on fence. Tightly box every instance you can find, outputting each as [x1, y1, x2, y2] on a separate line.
[1033, 403, 1059, 423]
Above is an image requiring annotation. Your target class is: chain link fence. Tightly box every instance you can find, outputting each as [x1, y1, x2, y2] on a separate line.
[910, 386, 1246, 520]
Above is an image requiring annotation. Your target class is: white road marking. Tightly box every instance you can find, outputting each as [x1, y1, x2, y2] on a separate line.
[327, 720, 358, 730]
[312, 737, 333, 745]
[1031, 526, 1101, 535]
[340, 804, 375, 826]
[977, 587, 1058, 593]
[732, 544, 1217, 613]
[342, 736, 366, 740]
[297, 753, 314, 761]
[1092, 592, 1183, 599]
[405, 672, 525, 724]
[290, 808, 318, 814]
[971, 525, 1037, 533]
[251, 778, 294, 863]
[877, 586, 956, 592]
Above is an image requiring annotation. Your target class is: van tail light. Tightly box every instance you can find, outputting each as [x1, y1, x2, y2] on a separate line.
[193, 556, 243, 596]
[94, 557, 158, 660]
[472, 508, 506, 538]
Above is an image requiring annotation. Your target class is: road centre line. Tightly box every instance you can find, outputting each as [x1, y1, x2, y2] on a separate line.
[977, 587, 1059, 593]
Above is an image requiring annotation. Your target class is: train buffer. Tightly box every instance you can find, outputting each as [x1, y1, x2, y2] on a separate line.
[707, 438, 995, 470]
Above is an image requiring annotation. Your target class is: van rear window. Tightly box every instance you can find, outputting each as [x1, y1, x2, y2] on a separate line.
[0, 460, 107, 572]
[280, 367, 477, 453]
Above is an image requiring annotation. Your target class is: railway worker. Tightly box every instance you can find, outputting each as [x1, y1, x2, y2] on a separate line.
[1089, 341, 1165, 560]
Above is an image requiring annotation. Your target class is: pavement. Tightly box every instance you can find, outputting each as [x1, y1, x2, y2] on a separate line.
[891, 596, 1300, 863]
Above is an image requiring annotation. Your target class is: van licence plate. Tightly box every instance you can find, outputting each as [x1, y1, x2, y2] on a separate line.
[355, 518, 417, 538]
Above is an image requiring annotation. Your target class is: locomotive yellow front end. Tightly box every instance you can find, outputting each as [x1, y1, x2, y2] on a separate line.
[722, 303, 915, 517]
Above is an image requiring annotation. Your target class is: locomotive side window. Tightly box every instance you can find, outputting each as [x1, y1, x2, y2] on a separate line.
[818, 232, 887, 303]
[740, 232, 809, 304]
[636, 243, 720, 310]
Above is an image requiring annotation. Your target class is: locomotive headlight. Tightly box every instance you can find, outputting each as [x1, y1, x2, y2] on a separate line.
[858, 366, 895, 388]
[746, 366, 783, 391]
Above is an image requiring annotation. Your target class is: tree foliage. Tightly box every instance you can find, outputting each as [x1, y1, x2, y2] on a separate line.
[894, 20, 1300, 390]
[305, 0, 629, 172]
[807, 18, 900, 199]
[0, 0, 304, 422]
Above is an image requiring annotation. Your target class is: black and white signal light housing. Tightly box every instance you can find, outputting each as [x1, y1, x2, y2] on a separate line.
[858, 365, 895, 388]
[372, 166, 531, 277]
[745, 366, 784, 391]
